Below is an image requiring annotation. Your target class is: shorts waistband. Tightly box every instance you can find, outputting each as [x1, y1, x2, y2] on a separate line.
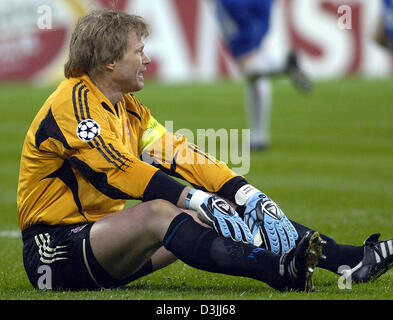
[21, 224, 60, 242]
[22, 223, 90, 242]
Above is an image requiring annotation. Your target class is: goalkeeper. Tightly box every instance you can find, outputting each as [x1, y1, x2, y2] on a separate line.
[17, 9, 392, 292]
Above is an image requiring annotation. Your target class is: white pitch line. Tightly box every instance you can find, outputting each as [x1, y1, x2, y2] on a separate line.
[0, 230, 21, 238]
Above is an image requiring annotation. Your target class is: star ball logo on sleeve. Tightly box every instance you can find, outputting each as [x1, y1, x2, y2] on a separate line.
[76, 119, 101, 142]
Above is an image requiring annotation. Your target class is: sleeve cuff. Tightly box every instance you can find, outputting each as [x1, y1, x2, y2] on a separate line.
[142, 169, 186, 205]
[215, 176, 248, 204]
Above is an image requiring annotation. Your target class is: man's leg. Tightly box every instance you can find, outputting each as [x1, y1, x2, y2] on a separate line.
[90, 203, 208, 280]
[238, 50, 278, 150]
[292, 220, 393, 283]
[120, 246, 177, 285]
[291, 220, 363, 273]
[245, 77, 272, 150]
[163, 212, 323, 291]
[147, 209, 210, 272]
[90, 200, 183, 280]
[89, 199, 322, 291]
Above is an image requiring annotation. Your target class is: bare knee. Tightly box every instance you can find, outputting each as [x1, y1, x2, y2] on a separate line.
[145, 199, 179, 216]
[143, 200, 204, 228]
[142, 199, 183, 238]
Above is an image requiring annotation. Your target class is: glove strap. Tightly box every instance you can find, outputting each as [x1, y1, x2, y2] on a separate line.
[186, 189, 208, 210]
[185, 189, 196, 209]
[234, 184, 260, 206]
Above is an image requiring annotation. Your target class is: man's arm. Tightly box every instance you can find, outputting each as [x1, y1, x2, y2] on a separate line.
[142, 131, 249, 204]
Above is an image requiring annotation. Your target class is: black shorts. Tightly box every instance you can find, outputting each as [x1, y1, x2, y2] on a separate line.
[22, 222, 152, 291]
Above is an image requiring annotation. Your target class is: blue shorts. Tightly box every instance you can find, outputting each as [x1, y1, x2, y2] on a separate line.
[214, 0, 274, 57]
[382, 0, 393, 40]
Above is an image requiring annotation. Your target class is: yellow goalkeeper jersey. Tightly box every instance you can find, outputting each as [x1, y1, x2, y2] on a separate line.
[17, 74, 241, 231]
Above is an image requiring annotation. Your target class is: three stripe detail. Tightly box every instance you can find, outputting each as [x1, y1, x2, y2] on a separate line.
[374, 240, 393, 263]
[34, 233, 68, 264]
[34, 233, 103, 288]
[72, 81, 132, 171]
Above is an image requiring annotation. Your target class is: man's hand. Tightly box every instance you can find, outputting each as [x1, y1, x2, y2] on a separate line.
[235, 184, 298, 254]
[186, 189, 253, 243]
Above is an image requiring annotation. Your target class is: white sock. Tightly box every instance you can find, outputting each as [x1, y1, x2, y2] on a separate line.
[245, 77, 272, 147]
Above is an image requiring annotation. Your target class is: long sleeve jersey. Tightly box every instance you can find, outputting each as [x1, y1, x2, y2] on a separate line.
[17, 74, 246, 231]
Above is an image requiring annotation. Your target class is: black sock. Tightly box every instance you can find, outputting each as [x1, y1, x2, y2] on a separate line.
[291, 220, 363, 273]
[163, 212, 286, 290]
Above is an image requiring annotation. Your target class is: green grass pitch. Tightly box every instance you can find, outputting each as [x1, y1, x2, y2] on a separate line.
[0, 77, 392, 300]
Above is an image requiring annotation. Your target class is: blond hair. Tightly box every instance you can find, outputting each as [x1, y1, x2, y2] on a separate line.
[64, 10, 150, 78]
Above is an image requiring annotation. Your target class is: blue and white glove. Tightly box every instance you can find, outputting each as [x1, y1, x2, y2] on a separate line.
[235, 184, 298, 254]
[186, 189, 253, 243]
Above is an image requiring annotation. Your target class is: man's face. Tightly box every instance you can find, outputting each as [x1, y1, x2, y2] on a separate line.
[111, 31, 150, 93]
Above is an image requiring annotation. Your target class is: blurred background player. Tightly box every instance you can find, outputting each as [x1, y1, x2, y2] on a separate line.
[375, 0, 393, 51]
[211, 0, 312, 150]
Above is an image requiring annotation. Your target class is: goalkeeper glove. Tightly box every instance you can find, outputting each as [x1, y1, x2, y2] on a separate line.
[235, 184, 298, 254]
[186, 189, 253, 243]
